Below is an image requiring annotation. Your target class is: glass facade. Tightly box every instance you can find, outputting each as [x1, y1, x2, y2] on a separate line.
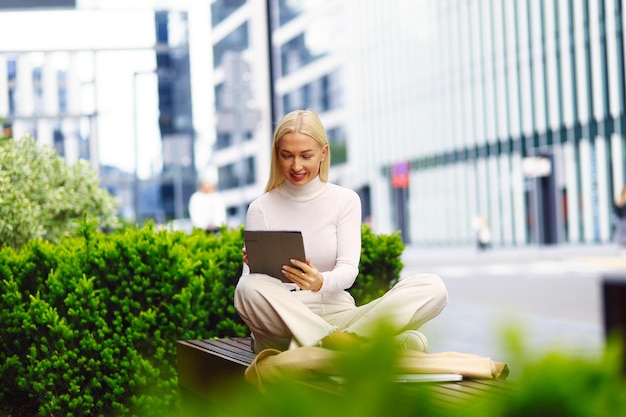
[389, 1, 626, 246]
[208, 0, 272, 224]
[153, 11, 196, 221]
[206, 0, 625, 247]
[281, 70, 343, 113]
[277, 7, 344, 77]
[218, 157, 255, 189]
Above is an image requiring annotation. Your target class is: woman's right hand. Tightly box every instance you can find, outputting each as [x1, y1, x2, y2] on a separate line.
[242, 247, 248, 265]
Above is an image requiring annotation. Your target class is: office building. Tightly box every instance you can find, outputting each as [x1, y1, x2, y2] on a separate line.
[153, 10, 196, 221]
[205, 0, 273, 224]
[358, 0, 625, 247]
[206, 0, 626, 247]
[0, 6, 196, 223]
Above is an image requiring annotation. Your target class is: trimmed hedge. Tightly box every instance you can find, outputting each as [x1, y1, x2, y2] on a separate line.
[351, 226, 404, 305]
[0, 218, 404, 416]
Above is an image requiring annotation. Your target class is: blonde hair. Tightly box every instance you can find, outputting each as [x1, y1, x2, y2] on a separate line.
[264, 109, 331, 192]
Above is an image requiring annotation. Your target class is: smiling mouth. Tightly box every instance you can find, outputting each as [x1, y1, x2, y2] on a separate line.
[290, 172, 307, 181]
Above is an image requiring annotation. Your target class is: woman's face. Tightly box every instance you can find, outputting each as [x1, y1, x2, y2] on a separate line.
[277, 132, 328, 186]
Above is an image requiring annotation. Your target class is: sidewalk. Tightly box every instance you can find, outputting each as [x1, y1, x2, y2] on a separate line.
[399, 242, 622, 372]
[402, 242, 625, 266]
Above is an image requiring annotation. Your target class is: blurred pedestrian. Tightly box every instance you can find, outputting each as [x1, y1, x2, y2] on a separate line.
[472, 215, 492, 251]
[188, 178, 227, 233]
[613, 186, 626, 254]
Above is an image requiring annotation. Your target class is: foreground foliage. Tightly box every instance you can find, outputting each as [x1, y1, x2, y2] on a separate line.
[186, 327, 626, 417]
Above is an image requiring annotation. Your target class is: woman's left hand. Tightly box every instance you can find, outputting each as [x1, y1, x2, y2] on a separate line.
[241, 247, 248, 265]
[282, 258, 323, 291]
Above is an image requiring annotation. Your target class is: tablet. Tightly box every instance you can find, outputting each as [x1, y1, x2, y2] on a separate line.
[244, 230, 306, 282]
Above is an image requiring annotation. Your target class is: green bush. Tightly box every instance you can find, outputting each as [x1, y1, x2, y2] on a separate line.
[0, 219, 403, 416]
[350, 225, 405, 305]
[0, 218, 247, 417]
[0, 135, 119, 249]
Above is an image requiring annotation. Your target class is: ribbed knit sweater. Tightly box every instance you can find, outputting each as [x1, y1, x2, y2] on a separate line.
[243, 176, 362, 293]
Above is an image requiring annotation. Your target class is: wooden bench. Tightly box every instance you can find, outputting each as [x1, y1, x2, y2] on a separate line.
[176, 337, 257, 415]
[176, 337, 510, 414]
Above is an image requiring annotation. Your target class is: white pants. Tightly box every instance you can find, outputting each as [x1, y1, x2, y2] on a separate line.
[234, 273, 448, 353]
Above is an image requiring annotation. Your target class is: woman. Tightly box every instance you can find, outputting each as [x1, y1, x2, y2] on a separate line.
[614, 186, 626, 253]
[235, 109, 448, 353]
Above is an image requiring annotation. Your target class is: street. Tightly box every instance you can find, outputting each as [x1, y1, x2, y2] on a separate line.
[400, 244, 626, 370]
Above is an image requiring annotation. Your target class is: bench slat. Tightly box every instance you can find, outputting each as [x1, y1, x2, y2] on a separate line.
[185, 338, 256, 366]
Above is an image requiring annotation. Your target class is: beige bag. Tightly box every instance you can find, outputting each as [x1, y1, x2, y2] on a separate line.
[245, 346, 508, 390]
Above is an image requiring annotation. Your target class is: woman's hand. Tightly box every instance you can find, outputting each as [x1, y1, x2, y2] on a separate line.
[242, 247, 248, 265]
[282, 258, 323, 291]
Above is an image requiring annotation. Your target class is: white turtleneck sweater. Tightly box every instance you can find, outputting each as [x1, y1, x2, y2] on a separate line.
[243, 176, 362, 293]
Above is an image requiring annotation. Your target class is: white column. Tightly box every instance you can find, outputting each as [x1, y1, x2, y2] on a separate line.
[87, 51, 99, 173]
[499, 154, 513, 244]
[579, 138, 594, 242]
[595, 136, 610, 242]
[564, 142, 580, 243]
[62, 52, 81, 164]
[37, 52, 59, 148]
[13, 54, 35, 138]
[0, 55, 8, 118]
[188, 0, 215, 175]
[511, 153, 527, 245]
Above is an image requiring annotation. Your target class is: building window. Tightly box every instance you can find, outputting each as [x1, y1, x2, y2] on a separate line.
[277, 9, 343, 76]
[218, 157, 256, 190]
[216, 132, 231, 150]
[7, 58, 16, 80]
[8, 89, 15, 115]
[213, 22, 249, 69]
[32, 67, 43, 115]
[320, 75, 330, 111]
[215, 83, 224, 110]
[280, 69, 343, 114]
[323, 70, 343, 110]
[276, 0, 316, 26]
[245, 156, 255, 185]
[280, 32, 329, 76]
[57, 71, 67, 114]
[281, 34, 303, 75]
[53, 128, 65, 157]
[212, 0, 246, 26]
[327, 126, 347, 165]
[277, 0, 299, 25]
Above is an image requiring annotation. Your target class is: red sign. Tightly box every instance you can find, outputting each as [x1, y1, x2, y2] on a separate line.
[391, 161, 410, 189]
